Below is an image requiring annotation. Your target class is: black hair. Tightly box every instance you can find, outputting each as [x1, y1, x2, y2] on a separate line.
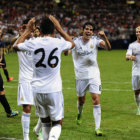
[40, 17, 54, 35]
[83, 22, 94, 31]
[23, 17, 31, 25]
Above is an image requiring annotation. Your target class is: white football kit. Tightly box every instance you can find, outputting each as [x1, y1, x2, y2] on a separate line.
[72, 36, 103, 95]
[17, 39, 34, 105]
[126, 41, 140, 90]
[18, 36, 72, 120]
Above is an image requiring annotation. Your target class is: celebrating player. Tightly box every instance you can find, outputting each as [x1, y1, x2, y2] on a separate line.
[66, 22, 111, 136]
[14, 15, 75, 140]
[13, 18, 42, 140]
[126, 26, 140, 115]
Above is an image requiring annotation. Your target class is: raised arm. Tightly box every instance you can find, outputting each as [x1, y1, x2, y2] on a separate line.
[49, 15, 75, 49]
[13, 17, 36, 50]
[98, 31, 111, 50]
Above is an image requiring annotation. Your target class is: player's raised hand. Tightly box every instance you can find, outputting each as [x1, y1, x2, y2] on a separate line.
[26, 17, 36, 32]
[98, 31, 106, 37]
[49, 15, 62, 31]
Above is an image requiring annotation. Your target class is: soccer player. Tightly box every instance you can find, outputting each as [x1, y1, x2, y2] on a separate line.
[0, 28, 13, 82]
[67, 22, 111, 136]
[13, 18, 42, 140]
[0, 48, 20, 117]
[126, 26, 140, 115]
[14, 15, 75, 140]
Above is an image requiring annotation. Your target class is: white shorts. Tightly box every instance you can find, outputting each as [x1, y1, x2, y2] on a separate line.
[34, 92, 64, 121]
[76, 78, 101, 97]
[17, 82, 34, 106]
[132, 75, 140, 90]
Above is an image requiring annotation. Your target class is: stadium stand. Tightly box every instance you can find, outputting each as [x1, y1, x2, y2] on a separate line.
[0, 0, 140, 49]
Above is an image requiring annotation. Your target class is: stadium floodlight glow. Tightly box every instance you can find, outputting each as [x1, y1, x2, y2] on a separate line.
[126, 0, 135, 4]
[55, 0, 60, 3]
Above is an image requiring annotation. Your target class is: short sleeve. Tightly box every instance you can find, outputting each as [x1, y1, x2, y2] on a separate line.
[58, 38, 72, 52]
[72, 37, 78, 51]
[126, 44, 132, 55]
[96, 37, 104, 48]
[18, 38, 34, 52]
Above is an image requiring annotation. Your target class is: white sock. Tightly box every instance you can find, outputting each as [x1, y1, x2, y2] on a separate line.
[24, 134, 29, 140]
[42, 122, 51, 140]
[93, 104, 101, 130]
[77, 101, 84, 115]
[48, 124, 61, 140]
[21, 112, 30, 140]
[134, 94, 140, 107]
[34, 118, 42, 133]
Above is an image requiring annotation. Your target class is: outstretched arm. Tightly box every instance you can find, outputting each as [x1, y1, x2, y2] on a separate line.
[98, 31, 111, 50]
[49, 15, 75, 49]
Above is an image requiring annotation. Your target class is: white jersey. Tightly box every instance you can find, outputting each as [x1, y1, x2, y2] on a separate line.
[72, 36, 103, 79]
[126, 41, 140, 76]
[17, 39, 33, 83]
[18, 36, 72, 93]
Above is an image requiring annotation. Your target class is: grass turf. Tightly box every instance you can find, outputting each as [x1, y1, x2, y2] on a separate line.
[0, 50, 139, 140]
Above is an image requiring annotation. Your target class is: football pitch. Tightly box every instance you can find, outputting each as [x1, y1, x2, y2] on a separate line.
[0, 50, 140, 140]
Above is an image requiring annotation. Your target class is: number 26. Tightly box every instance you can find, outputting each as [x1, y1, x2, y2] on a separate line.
[34, 48, 59, 68]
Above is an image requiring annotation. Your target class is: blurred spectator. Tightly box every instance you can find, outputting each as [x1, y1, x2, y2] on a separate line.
[0, 0, 139, 43]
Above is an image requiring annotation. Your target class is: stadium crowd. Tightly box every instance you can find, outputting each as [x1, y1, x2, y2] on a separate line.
[0, 0, 140, 43]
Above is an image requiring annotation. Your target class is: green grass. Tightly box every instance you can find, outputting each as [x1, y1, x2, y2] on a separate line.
[0, 50, 139, 140]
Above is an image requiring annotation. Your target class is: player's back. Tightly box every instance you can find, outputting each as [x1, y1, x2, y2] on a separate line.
[31, 36, 71, 93]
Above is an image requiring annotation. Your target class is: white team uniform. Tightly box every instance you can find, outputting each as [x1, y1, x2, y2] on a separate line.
[18, 36, 72, 120]
[72, 36, 103, 95]
[17, 39, 34, 106]
[126, 41, 140, 90]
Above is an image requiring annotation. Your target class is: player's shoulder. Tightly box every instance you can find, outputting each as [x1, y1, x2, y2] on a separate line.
[91, 35, 100, 40]
[73, 36, 82, 41]
[25, 37, 36, 43]
[129, 41, 137, 47]
[55, 36, 65, 42]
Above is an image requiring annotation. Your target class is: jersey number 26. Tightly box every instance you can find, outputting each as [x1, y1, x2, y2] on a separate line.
[34, 48, 59, 68]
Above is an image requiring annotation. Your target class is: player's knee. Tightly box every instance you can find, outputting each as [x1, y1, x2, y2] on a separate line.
[134, 90, 140, 95]
[52, 120, 62, 126]
[92, 97, 100, 105]
[41, 116, 51, 123]
[23, 105, 31, 113]
[78, 97, 85, 105]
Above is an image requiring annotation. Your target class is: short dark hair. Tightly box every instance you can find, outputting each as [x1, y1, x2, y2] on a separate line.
[23, 18, 31, 25]
[83, 22, 94, 31]
[40, 17, 54, 35]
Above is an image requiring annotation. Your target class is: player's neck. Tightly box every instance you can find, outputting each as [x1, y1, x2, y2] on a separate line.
[82, 36, 90, 43]
[43, 34, 54, 38]
[137, 39, 140, 43]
